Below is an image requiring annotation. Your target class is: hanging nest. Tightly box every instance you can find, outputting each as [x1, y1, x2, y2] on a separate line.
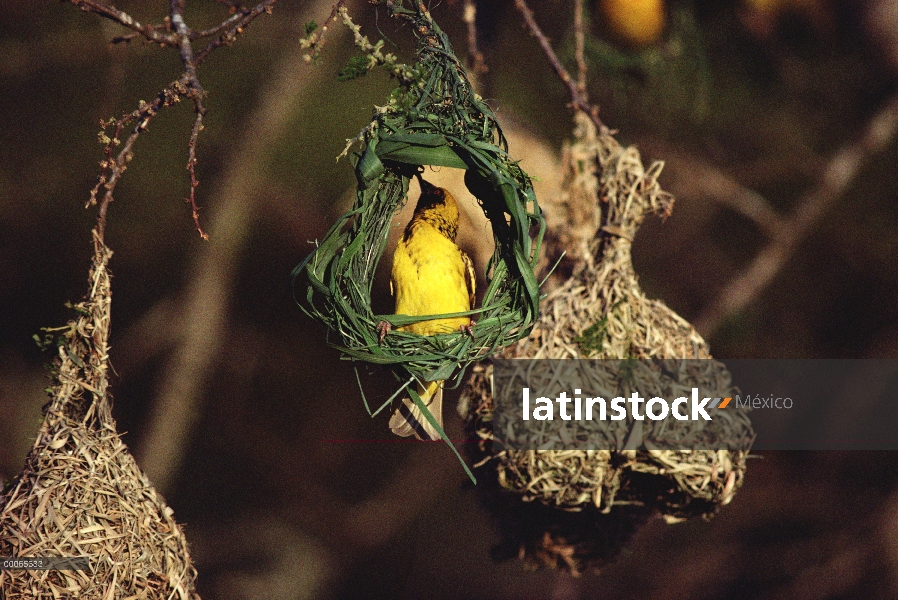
[294, 2, 544, 398]
[459, 113, 754, 573]
[0, 231, 200, 599]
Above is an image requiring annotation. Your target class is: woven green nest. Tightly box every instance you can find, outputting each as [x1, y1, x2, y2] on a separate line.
[294, 3, 544, 398]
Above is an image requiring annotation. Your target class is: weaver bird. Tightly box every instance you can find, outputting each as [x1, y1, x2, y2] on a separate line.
[378, 178, 476, 441]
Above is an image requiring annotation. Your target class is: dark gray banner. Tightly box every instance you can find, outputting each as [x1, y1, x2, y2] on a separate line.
[490, 359, 898, 451]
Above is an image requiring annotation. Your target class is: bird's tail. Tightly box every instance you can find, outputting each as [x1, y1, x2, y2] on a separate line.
[389, 380, 444, 441]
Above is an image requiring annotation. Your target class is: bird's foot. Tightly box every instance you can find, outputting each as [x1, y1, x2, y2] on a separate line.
[459, 321, 477, 338]
[376, 320, 392, 344]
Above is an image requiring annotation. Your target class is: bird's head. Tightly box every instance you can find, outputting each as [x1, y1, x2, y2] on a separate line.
[412, 178, 460, 240]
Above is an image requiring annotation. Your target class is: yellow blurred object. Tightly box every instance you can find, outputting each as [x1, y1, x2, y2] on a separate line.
[383, 178, 476, 441]
[599, 0, 667, 49]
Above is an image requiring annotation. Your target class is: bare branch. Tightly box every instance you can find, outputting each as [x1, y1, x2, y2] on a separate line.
[91, 76, 195, 240]
[513, 0, 606, 133]
[91, 91, 170, 241]
[694, 92, 898, 336]
[191, 3, 269, 40]
[110, 32, 145, 44]
[170, 0, 209, 239]
[193, 0, 279, 63]
[74, 0, 245, 47]
[79, 0, 280, 242]
[69, 0, 178, 45]
[185, 115, 208, 239]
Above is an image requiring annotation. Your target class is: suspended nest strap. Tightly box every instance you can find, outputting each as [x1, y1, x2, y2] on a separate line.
[295, 2, 544, 388]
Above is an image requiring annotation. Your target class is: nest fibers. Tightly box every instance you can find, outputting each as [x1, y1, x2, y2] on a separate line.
[459, 113, 754, 573]
[0, 232, 200, 599]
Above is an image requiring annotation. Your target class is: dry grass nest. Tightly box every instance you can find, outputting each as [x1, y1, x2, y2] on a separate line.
[458, 113, 754, 573]
[0, 233, 200, 599]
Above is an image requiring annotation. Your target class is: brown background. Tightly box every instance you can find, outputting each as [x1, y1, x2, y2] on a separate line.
[3, 0, 898, 598]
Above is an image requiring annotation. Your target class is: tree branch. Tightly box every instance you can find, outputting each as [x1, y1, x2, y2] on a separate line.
[513, 0, 606, 133]
[645, 143, 784, 238]
[171, 0, 209, 239]
[69, 0, 179, 46]
[77, 0, 280, 242]
[694, 91, 898, 336]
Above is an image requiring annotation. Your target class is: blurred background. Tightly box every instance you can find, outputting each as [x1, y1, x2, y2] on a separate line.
[3, 0, 898, 597]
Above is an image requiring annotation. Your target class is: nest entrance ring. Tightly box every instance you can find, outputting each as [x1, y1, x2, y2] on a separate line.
[296, 132, 545, 388]
[294, 1, 544, 481]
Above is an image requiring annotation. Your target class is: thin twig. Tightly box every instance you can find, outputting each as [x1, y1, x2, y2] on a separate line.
[110, 32, 145, 44]
[69, 0, 179, 45]
[191, 6, 265, 39]
[91, 75, 190, 242]
[513, 0, 606, 133]
[573, 0, 587, 99]
[77, 0, 279, 242]
[171, 0, 209, 239]
[462, 0, 487, 78]
[694, 92, 898, 335]
[194, 0, 279, 63]
[71, 0, 265, 44]
[300, 0, 347, 62]
[185, 115, 208, 239]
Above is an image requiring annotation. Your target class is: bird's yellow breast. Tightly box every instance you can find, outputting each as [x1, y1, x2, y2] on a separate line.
[392, 221, 471, 336]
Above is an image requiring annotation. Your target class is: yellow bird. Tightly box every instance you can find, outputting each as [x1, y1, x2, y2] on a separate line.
[378, 178, 476, 441]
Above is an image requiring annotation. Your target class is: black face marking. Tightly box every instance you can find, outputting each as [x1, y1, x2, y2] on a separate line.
[403, 181, 459, 241]
[415, 181, 446, 212]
